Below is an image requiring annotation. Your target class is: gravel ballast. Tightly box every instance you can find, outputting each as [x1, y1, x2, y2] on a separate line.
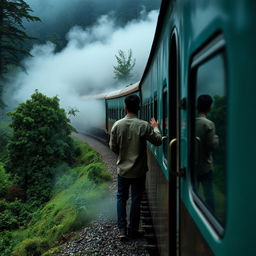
[57, 133, 150, 256]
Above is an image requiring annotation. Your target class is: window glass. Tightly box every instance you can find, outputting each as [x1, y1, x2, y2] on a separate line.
[192, 54, 227, 225]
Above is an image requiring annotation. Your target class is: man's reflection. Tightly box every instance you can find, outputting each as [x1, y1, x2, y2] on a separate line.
[195, 95, 219, 211]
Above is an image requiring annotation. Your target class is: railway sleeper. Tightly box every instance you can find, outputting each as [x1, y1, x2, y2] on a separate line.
[140, 194, 160, 256]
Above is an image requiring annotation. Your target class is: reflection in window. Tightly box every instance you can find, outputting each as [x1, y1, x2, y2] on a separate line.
[193, 54, 227, 225]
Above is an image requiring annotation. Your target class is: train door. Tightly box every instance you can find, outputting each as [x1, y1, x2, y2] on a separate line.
[167, 31, 180, 256]
[180, 35, 227, 255]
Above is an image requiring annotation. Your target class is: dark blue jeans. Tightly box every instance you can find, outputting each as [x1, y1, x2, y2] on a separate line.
[197, 171, 215, 211]
[117, 174, 146, 233]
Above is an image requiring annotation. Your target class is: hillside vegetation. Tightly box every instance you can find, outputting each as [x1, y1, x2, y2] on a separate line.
[0, 91, 112, 256]
[0, 137, 112, 256]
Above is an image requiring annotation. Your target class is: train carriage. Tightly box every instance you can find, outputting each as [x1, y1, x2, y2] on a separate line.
[85, 0, 256, 255]
[105, 82, 140, 133]
[138, 0, 256, 255]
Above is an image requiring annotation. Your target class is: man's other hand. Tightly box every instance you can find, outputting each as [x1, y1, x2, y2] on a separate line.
[150, 118, 158, 129]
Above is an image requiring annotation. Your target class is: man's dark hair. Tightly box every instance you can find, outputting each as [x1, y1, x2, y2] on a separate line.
[125, 94, 140, 114]
[197, 94, 213, 113]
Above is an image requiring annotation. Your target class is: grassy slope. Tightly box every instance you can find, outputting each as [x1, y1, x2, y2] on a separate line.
[2, 137, 112, 256]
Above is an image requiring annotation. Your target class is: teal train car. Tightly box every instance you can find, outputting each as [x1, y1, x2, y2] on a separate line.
[103, 0, 256, 255]
[105, 81, 140, 132]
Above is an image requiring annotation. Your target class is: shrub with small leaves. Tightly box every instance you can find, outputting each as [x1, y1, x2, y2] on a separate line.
[0, 163, 11, 198]
[86, 163, 112, 184]
[7, 90, 76, 204]
[12, 237, 48, 256]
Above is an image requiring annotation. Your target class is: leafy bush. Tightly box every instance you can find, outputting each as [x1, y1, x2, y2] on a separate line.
[0, 231, 17, 256]
[72, 137, 102, 166]
[6, 184, 25, 202]
[86, 162, 112, 184]
[0, 121, 12, 163]
[12, 237, 48, 256]
[7, 90, 76, 204]
[0, 163, 11, 198]
[0, 200, 31, 230]
[0, 138, 113, 255]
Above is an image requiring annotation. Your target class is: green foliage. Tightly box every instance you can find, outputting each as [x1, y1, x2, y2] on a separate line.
[7, 90, 76, 204]
[0, 231, 17, 256]
[0, 138, 112, 256]
[87, 163, 112, 184]
[113, 49, 136, 81]
[0, 121, 12, 163]
[0, 163, 11, 198]
[41, 246, 63, 256]
[0, 200, 31, 230]
[72, 136, 102, 166]
[12, 237, 48, 256]
[0, 0, 40, 74]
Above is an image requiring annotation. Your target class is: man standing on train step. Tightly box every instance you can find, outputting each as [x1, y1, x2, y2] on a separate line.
[109, 94, 162, 241]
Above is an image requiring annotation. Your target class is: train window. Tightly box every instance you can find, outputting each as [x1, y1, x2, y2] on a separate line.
[191, 52, 227, 228]
[163, 86, 168, 160]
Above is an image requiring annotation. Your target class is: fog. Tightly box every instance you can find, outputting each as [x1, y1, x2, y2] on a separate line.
[5, 10, 158, 130]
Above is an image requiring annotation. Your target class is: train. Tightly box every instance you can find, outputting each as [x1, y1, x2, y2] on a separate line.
[85, 0, 256, 255]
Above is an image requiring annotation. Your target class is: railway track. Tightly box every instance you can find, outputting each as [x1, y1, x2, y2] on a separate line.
[58, 132, 159, 256]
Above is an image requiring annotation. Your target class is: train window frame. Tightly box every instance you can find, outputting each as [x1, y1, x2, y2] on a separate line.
[188, 34, 227, 236]
[162, 85, 168, 164]
[154, 94, 158, 121]
[150, 99, 154, 120]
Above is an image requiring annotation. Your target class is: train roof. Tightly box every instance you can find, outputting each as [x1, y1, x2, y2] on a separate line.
[105, 81, 140, 100]
[80, 81, 140, 100]
[80, 92, 107, 100]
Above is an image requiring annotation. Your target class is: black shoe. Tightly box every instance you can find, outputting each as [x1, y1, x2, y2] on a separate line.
[127, 231, 144, 239]
[119, 230, 128, 242]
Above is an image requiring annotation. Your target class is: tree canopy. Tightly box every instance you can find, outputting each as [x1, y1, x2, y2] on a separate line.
[0, 0, 40, 73]
[7, 90, 76, 204]
[113, 49, 136, 82]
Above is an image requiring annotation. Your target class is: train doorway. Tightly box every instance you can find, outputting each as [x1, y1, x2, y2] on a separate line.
[168, 31, 180, 255]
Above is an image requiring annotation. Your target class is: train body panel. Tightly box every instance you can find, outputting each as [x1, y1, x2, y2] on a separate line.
[85, 0, 256, 255]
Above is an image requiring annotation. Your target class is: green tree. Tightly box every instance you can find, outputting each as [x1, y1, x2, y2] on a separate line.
[7, 90, 76, 204]
[0, 0, 40, 72]
[113, 49, 136, 82]
[0, 0, 40, 108]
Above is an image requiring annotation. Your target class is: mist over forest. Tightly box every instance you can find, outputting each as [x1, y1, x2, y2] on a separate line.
[3, 0, 161, 129]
